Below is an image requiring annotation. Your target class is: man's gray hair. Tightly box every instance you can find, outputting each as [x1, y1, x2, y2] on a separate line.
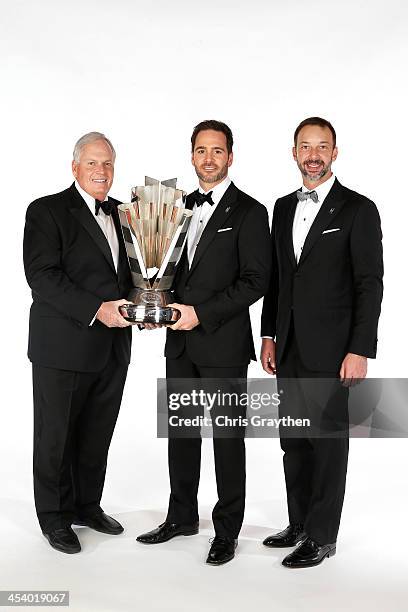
[73, 132, 116, 163]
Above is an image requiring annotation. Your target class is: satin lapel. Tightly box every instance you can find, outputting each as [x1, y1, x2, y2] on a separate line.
[185, 192, 196, 211]
[282, 192, 298, 269]
[172, 192, 195, 275]
[297, 178, 346, 267]
[111, 202, 127, 267]
[68, 185, 116, 272]
[187, 183, 239, 277]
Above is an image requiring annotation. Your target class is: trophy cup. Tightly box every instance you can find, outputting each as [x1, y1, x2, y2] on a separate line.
[118, 177, 193, 325]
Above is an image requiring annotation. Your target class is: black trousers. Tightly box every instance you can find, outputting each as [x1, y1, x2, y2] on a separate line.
[32, 351, 128, 533]
[277, 324, 349, 545]
[166, 350, 247, 539]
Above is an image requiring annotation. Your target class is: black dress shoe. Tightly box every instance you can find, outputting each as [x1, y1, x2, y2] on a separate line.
[136, 521, 199, 544]
[263, 523, 306, 548]
[206, 536, 238, 566]
[73, 512, 124, 535]
[282, 537, 336, 568]
[43, 527, 81, 554]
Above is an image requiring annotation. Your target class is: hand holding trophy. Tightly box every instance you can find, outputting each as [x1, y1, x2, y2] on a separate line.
[118, 177, 193, 325]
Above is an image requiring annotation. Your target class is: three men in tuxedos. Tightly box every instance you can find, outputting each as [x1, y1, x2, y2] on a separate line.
[23, 132, 133, 554]
[137, 120, 271, 564]
[260, 117, 383, 568]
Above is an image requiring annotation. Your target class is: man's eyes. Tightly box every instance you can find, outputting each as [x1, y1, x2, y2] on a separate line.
[300, 145, 328, 150]
[87, 161, 112, 166]
[196, 149, 224, 154]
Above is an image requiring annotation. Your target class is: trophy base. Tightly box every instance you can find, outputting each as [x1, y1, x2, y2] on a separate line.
[119, 304, 180, 325]
[119, 288, 180, 325]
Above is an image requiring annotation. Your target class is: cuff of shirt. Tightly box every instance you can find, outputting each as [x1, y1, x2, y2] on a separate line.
[89, 309, 100, 326]
[261, 336, 274, 339]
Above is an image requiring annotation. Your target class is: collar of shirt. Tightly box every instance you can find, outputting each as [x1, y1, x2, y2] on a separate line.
[187, 177, 231, 266]
[75, 180, 109, 216]
[199, 176, 231, 207]
[301, 173, 336, 204]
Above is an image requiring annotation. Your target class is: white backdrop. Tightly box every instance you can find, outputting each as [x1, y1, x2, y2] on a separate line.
[1, 1, 407, 611]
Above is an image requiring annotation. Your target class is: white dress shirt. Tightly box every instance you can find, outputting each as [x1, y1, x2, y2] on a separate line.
[292, 173, 336, 263]
[75, 182, 120, 326]
[262, 174, 336, 339]
[75, 181, 119, 272]
[187, 176, 231, 267]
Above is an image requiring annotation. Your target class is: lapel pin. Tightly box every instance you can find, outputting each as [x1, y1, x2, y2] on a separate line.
[329, 207, 335, 214]
[225, 206, 230, 213]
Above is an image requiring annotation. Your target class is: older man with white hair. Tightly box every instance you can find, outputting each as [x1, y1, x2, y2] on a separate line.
[23, 132, 133, 553]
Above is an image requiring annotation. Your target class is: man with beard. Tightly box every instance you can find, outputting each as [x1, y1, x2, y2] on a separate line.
[136, 120, 271, 565]
[260, 117, 383, 567]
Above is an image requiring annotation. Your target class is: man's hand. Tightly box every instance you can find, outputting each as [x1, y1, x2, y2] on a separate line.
[168, 303, 199, 331]
[261, 338, 276, 375]
[339, 352, 367, 387]
[96, 299, 132, 328]
[141, 323, 163, 330]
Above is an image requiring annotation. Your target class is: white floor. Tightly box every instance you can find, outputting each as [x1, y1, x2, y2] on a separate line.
[1, 438, 407, 612]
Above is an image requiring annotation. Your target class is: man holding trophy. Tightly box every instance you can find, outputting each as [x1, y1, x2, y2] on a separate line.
[24, 132, 133, 554]
[135, 120, 271, 565]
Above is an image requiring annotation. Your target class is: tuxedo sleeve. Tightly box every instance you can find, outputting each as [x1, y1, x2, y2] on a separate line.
[260, 199, 280, 339]
[347, 199, 383, 357]
[23, 201, 103, 326]
[195, 203, 271, 334]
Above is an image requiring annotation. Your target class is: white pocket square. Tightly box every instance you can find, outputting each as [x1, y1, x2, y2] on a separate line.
[218, 227, 232, 233]
[322, 228, 341, 234]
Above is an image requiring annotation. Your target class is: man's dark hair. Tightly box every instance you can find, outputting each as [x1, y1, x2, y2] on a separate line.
[294, 117, 336, 147]
[191, 120, 234, 154]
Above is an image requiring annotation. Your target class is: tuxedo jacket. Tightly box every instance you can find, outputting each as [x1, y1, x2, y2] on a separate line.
[23, 183, 133, 372]
[261, 178, 383, 372]
[164, 182, 271, 367]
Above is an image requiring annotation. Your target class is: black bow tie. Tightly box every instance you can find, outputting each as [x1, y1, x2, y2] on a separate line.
[296, 190, 319, 204]
[95, 199, 115, 216]
[193, 190, 214, 207]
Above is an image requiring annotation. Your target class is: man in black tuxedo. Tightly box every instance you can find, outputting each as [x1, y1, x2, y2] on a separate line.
[260, 117, 383, 568]
[136, 120, 271, 564]
[23, 132, 133, 554]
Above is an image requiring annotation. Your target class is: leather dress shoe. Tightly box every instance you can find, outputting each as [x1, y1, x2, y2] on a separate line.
[136, 521, 199, 544]
[263, 523, 306, 548]
[206, 536, 238, 566]
[43, 527, 81, 554]
[282, 537, 336, 568]
[73, 512, 124, 535]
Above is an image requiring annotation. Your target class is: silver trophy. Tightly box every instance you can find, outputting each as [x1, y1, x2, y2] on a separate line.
[118, 177, 193, 325]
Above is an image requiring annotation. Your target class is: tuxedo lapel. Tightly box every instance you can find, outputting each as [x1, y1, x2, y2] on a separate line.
[185, 192, 196, 211]
[187, 183, 240, 277]
[282, 192, 298, 269]
[112, 203, 127, 265]
[68, 185, 116, 273]
[297, 178, 346, 267]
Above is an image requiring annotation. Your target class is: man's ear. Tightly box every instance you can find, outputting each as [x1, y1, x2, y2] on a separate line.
[72, 160, 78, 179]
[332, 146, 338, 162]
[228, 152, 233, 167]
[292, 146, 297, 162]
